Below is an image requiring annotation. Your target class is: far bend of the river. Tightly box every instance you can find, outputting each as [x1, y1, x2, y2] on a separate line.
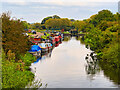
[30, 36, 119, 88]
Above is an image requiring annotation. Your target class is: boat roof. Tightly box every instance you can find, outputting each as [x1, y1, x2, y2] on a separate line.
[38, 43, 47, 47]
[29, 45, 41, 52]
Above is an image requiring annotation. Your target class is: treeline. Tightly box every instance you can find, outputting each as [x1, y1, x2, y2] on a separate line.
[79, 10, 120, 68]
[79, 10, 120, 85]
[1, 12, 36, 88]
[24, 15, 76, 31]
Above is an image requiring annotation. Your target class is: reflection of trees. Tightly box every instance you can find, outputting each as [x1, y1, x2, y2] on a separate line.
[99, 61, 120, 85]
[26, 79, 48, 88]
[75, 36, 80, 40]
[85, 53, 120, 86]
[35, 51, 52, 62]
[63, 36, 71, 42]
[79, 36, 85, 45]
[85, 53, 100, 77]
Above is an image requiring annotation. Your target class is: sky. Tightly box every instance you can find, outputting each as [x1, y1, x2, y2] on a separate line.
[1, 0, 119, 23]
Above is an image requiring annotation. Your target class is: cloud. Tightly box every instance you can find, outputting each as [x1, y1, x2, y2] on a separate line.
[32, 6, 60, 9]
[1, 0, 119, 6]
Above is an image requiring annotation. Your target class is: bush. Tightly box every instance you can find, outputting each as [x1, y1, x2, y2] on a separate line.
[21, 52, 36, 66]
[2, 60, 34, 88]
[2, 52, 35, 88]
[102, 43, 119, 68]
[7, 50, 15, 62]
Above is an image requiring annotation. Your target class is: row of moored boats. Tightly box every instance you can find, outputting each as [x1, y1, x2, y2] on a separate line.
[28, 32, 63, 56]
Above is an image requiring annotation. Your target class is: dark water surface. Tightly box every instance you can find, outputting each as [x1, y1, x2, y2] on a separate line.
[30, 36, 119, 88]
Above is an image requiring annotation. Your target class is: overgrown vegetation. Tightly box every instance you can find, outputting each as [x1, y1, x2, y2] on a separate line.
[79, 10, 120, 85]
[1, 9, 120, 88]
[79, 9, 120, 76]
[1, 12, 36, 88]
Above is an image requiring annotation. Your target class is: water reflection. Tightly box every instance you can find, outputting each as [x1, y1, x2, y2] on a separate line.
[30, 36, 118, 88]
[99, 60, 120, 86]
[63, 36, 71, 42]
[34, 51, 52, 63]
[85, 52, 100, 76]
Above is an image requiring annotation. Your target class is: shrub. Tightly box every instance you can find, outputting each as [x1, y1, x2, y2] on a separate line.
[7, 50, 15, 62]
[21, 53, 36, 66]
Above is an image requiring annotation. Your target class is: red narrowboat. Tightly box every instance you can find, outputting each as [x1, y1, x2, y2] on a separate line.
[55, 36, 60, 44]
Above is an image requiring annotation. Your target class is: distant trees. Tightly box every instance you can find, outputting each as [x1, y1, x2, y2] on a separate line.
[73, 20, 87, 32]
[70, 19, 75, 22]
[41, 15, 61, 25]
[45, 18, 71, 30]
[89, 10, 115, 26]
[41, 16, 52, 25]
[1, 12, 31, 60]
[41, 15, 61, 29]
[30, 23, 41, 29]
[53, 15, 60, 19]
[21, 21, 29, 29]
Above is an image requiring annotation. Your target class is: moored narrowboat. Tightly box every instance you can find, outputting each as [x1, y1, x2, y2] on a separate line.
[55, 36, 60, 44]
[28, 45, 41, 56]
[49, 37, 56, 47]
[38, 43, 48, 53]
[46, 43, 53, 51]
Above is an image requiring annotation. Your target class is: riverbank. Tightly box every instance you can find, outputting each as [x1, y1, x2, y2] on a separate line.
[2, 49, 36, 88]
[79, 10, 120, 85]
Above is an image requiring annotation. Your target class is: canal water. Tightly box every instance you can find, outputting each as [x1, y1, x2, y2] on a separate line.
[30, 36, 119, 88]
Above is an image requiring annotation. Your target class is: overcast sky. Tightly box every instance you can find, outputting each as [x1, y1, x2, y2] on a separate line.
[1, 0, 119, 23]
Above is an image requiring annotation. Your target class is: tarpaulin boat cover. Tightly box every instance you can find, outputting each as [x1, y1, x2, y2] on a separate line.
[29, 45, 41, 52]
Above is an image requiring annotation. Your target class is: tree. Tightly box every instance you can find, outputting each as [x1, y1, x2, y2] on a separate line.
[41, 16, 52, 24]
[114, 12, 120, 21]
[53, 15, 60, 19]
[45, 18, 71, 30]
[21, 21, 29, 29]
[70, 19, 75, 22]
[89, 10, 114, 26]
[73, 20, 87, 31]
[1, 12, 31, 60]
[30, 23, 41, 29]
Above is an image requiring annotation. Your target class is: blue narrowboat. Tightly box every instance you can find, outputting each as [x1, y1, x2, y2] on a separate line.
[28, 45, 41, 56]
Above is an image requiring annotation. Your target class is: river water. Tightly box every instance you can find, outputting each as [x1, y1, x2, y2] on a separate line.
[30, 36, 119, 88]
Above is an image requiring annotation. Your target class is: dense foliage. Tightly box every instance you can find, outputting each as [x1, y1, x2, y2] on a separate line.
[1, 12, 31, 60]
[1, 12, 36, 88]
[2, 49, 35, 88]
[45, 18, 71, 30]
[81, 10, 120, 69]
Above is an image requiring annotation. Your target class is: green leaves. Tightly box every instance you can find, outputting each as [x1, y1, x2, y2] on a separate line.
[1, 12, 31, 61]
[21, 52, 36, 66]
[83, 10, 119, 70]
[2, 52, 35, 88]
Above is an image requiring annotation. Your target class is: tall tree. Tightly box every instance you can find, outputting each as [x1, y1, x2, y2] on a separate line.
[53, 15, 60, 19]
[1, 12, 31, 60]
